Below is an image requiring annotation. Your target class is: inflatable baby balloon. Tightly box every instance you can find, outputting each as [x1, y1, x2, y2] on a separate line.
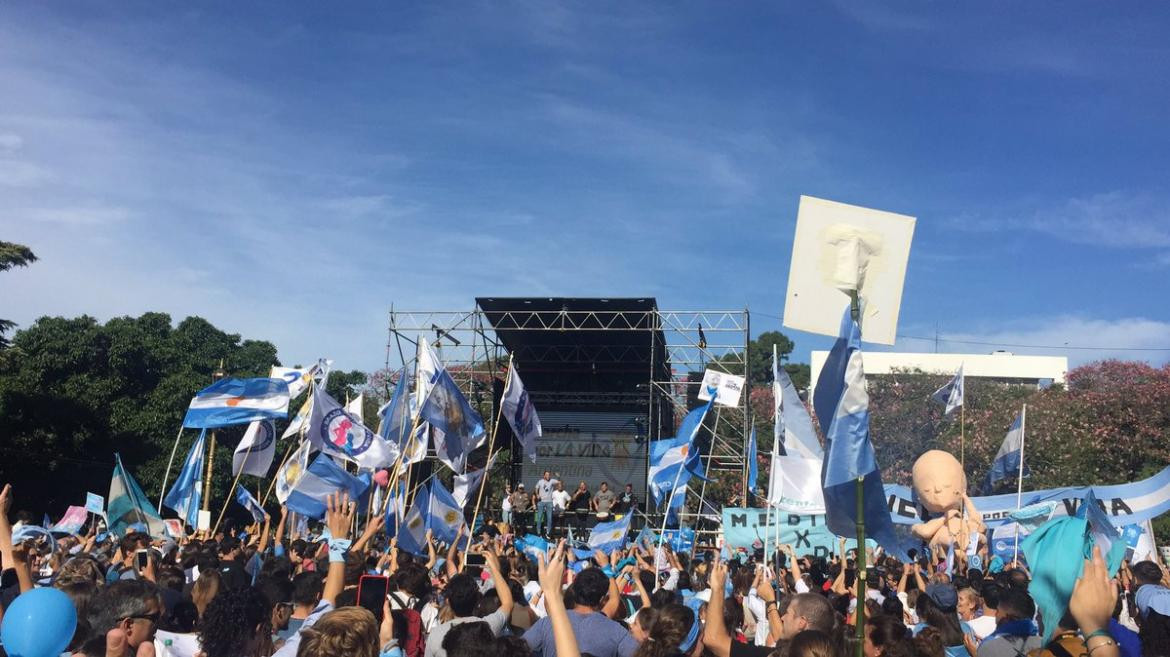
[911, 450, 985, 553]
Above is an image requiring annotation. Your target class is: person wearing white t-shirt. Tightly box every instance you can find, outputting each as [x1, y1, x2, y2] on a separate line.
[552, 481, 572, 513]
[501, 483, 514, 527]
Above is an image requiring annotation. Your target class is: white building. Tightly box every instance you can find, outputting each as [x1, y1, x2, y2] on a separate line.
[809, 350, 1069, 393]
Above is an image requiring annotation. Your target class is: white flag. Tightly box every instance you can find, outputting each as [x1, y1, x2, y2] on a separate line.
[309, 388, 399, 470]
[233, 420, 277, 477]
[768, 347, 826, 513]
[453, 454, 497, 508]
[501, 362, 541, 463]
[345, 393, 364, 423]
[413, 337, 441, 420]
[275, 441, 312, 504]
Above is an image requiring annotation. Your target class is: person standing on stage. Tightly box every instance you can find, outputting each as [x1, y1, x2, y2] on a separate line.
[510, 483, 531, 534]
[501, 483, 514, 527]
[533, 471, 559, 537]
[569, 481, 591, 530]
[592, 481, 616, 516]
[552, 481, 571, 519]
[614, 483, 638, 516]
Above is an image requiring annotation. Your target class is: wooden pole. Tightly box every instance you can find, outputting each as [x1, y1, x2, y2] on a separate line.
[157, 425, 187, 511]
[211, 443, 254, 537]
[1013, 404, 1027, 562]
[464, 356, 512, 570]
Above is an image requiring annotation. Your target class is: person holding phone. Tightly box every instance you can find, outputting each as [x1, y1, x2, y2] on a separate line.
[423, 541, 514, 657]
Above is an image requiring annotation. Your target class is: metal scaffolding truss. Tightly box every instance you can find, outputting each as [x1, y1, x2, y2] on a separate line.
[386, 301, 753, 510]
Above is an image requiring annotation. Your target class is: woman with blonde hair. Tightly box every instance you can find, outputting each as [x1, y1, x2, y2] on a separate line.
[296, 604, 401, 657]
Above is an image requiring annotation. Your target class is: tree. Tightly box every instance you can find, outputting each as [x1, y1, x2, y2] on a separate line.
[0, 313, 280, 517]
[0, 240, 38, 349]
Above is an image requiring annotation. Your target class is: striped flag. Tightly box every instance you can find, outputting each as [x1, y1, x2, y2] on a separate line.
[183, 378, 290, 429]
[163, 430, 207, 527]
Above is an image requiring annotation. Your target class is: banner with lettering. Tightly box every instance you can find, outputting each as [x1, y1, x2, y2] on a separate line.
[721, 508, 873, 560]
[882, 465, 1170, 528]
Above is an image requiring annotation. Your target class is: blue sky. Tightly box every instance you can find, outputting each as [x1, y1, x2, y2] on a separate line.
[2, 2, 1169, 373]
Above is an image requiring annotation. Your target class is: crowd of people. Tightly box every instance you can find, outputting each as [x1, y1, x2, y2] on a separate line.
[1, 481, 1168, 657]
[501, 472, 639, 537]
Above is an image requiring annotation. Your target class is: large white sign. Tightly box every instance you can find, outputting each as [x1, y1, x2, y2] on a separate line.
[697, 369, 745, 407]
[783, 195, 915, 345]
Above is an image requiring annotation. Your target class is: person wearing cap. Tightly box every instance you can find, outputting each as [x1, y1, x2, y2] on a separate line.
[913, 583, 973, 657]
[510, 484, 531, 535]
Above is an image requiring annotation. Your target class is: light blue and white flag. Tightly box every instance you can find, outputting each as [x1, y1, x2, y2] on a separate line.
[413, 336, 442, 418]
[163, 430, 207, 527]
[648, 437, 689, 505]
[396, 479, 466, 555]
[377, 368, 414, 452]
[1009, 501, 1058, 532]
[283, 453, 370, 520]
[1079, 489, 1126, 568]
[587, 513, 632, 553]
[419, 369, 486, 473]
[235, 484, 268, 524]
[384, 480, 406, 538]
[931, 365, 965, 416]
[310, 388, 399, 470]
[183, 377, 291, 429]
[501, 361, 541, 463]
[515, 534, 550, 562]
[813, 306, 899, 553]
[233, 420, 277, 477]
[666, 483, 688, 526]
[944, 540, 956, 575]
[109, 454, 166, 537]
[984, 406, 1029, 494]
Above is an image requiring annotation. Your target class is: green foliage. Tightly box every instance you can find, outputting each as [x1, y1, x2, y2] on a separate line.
[0, 312, 280, 517]
[0, 240, 38, 349]
[713, 330, 797, 384]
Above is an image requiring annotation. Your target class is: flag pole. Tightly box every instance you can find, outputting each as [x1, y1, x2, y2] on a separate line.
[464, 356, 511, 569]
[212, 445, 254, 537]
[157, 425, 186, 511]
[260, 436, 305, 507]
[849, 290, 866, 657]
[1013, 404, 1027, 562]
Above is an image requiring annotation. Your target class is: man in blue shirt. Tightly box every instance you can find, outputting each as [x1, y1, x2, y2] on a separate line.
[523, 568, 637, 657]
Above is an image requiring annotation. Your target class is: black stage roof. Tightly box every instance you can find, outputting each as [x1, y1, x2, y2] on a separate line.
[476, 297, 671, 410]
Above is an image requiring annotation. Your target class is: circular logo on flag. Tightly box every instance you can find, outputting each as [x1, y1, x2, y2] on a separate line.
[245, 422, 275, 454]
[322, 408, 373, 455]
[444, 510, 460, 524]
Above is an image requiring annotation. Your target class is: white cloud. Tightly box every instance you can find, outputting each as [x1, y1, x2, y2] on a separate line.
[0, 133, 23, 154]
[0, 160, 53, 187]
[950, 191, 1170, 249]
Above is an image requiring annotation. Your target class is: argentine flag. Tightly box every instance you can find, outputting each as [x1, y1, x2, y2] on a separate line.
[588, 514, 632, 553]
[163, 429, 207, 527]
[397, 480, 466, 555]
[108, 454, 166, 537]
[931, 365, 965, 416]
[983, 406, 1029, 494]
[419, 369, 486, 473]
[283, 453, 370, 520]
[235, 484, 268, 524]
[813, 306, 899, 553]
[648, 393, 716, 505]
[183, 377, 291, 429]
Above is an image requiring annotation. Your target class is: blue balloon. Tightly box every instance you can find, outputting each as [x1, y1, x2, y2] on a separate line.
[0, 587, 77, 657]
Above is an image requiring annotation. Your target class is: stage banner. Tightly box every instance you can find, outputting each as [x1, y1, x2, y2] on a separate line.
[882, 465, 1170, 528]
[722, 508, 871, 560]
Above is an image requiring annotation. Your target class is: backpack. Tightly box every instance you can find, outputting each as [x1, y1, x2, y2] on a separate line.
[387, 592, 425, 657]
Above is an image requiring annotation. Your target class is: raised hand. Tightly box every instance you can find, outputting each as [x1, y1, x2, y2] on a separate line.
[325, 492, 356, 541]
